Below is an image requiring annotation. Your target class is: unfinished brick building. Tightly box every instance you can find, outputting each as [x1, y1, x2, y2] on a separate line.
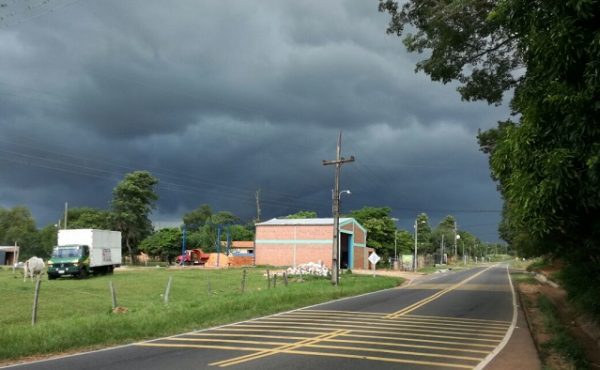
[254, 218, 373, 270]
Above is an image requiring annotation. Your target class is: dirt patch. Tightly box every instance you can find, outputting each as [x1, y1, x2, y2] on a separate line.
[517, 281, 600, 369]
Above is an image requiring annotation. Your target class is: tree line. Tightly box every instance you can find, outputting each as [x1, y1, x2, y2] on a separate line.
[2, 170, 502, 266]
[379, 0, 599, 316]
[285, 208, 504, 266]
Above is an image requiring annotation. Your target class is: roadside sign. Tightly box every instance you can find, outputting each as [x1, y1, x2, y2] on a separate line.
[368, 253, 380, 265]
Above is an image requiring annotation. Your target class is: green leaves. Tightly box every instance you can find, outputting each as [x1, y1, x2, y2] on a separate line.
[111, 171, 159, 261]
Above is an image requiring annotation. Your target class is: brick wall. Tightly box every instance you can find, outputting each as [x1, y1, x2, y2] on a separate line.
[255, 244, 332, 268]
[256, 225, 331, 240]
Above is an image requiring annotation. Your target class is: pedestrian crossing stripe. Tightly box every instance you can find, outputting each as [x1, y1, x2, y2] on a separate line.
[135, 266, 512, 369]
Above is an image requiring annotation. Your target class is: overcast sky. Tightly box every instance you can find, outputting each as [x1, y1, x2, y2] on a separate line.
[0, 0, 510, 242]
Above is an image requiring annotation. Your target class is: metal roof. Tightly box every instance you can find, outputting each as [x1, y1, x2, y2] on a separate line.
[256, 218, 355, 226]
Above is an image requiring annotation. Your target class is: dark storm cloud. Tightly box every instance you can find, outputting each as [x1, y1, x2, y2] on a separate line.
[0, 0, 508, 241]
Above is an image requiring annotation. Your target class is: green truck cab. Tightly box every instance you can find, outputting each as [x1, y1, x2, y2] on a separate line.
[47, 245, 90, 279]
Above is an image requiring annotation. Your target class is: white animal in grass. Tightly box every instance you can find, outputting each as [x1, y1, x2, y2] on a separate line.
[23, 257, 45, 282]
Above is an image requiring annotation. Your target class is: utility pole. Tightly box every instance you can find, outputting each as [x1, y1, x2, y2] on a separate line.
[64, 202, 68, 229]
[255, 189, 261, 223]
[441, 234, 445, 265]
[453, 219, 458, 257]
[323, 131, 354, 286]
[413, 219, 418, 271]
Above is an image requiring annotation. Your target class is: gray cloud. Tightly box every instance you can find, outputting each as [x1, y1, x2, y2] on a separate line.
[0, 0, 507, 242]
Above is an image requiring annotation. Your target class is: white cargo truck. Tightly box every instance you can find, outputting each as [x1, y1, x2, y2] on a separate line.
[47, 229, 122, 279]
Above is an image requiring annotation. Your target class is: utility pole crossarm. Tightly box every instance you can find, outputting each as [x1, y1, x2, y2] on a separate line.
[322, 156, 355, 166]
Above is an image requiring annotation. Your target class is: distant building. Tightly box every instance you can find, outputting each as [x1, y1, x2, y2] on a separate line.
[254, 218, 373, 270]
[0, 246, 19, 265]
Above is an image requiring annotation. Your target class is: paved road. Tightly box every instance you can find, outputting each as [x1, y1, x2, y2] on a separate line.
[4, 264, 515, 370]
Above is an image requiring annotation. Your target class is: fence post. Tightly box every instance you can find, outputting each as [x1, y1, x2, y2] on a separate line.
[31, 278, 41, 326]
[109, 281, 117, 309]
[273, 273, 277, 288]
[283, 272, 288, 287]
[164, 276, 173, 304]
[241, 269, 247, 293]
[267, 270, 271, 289]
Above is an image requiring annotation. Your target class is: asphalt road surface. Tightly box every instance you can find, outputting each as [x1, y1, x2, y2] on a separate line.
[4, 264, 516, 370]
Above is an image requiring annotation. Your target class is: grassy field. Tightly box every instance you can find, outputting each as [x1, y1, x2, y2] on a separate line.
[0, 266, 401, 362]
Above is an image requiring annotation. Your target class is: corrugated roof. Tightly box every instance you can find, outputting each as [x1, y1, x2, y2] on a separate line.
[256, 218, 354, 226]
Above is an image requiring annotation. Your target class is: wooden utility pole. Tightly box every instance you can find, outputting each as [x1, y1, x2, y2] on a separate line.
[323, 131, 354, 286]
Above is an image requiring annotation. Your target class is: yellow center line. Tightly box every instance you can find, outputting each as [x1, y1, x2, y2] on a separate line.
[210, 329, 349, 367]
[386, 266, 496, 319]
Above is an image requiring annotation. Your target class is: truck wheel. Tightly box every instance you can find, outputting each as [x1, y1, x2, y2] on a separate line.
[107, 266, 114, 274]
[79, 268, 88, 279]
[48, 274, 57, 280]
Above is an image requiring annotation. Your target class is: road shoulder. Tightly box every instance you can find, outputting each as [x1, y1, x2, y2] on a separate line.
[484, 293, 542, 370]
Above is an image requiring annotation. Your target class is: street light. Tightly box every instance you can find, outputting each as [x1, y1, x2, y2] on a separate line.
[338, 190, 351, 272]
[391, 218, 399, 267]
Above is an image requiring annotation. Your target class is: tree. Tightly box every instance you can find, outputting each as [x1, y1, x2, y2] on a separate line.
[378, 0, 520, 106]
[0, 206, 38, 259]
[395, 230, 414, 255]
[229, 224, 254, 241]
[111, 171, 159, 263]
[139, 228, 182, 263]
[380, 2, 600, 268]
[430, 215, 457, 259]
[34, 224, 58, 259]
[349, 206, 396, 263]
[65, 207, 112, 229]
[183, 204, 213, 230]
[415, 213, 433, 254]
[285, 210, 318, 219]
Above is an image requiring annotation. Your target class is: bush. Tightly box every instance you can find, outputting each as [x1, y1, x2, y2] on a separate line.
[561, 262, 600, 321]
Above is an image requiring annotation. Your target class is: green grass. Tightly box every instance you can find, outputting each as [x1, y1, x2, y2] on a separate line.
[510, 272, 538, 285]
[537, 295, 588, 369]
[0, 267, 401, 361]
